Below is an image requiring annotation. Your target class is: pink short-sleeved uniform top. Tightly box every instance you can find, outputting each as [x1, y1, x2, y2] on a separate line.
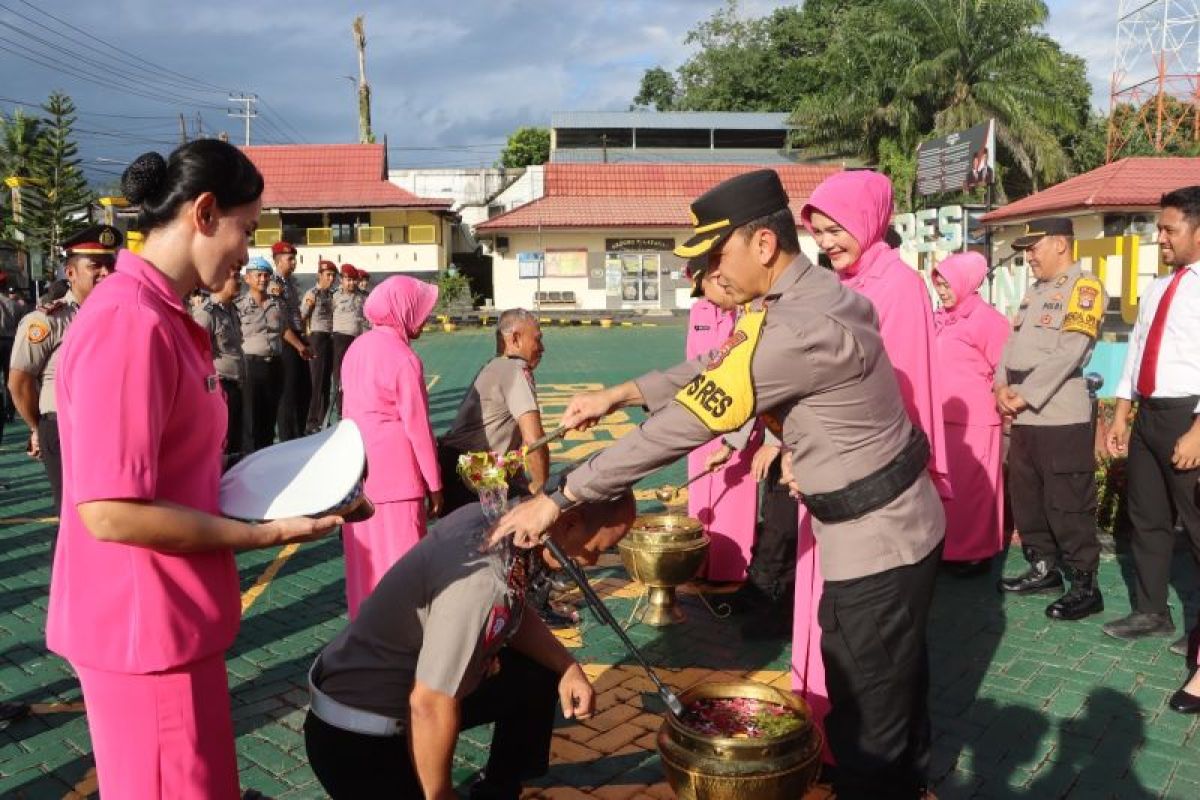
[47, 250, 240, 674]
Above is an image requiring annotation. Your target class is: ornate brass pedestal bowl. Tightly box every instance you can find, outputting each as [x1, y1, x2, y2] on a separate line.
[617, 513, 709, 626]
[657, 681, 823, 800]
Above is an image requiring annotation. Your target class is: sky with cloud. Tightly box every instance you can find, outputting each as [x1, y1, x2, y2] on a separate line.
[0, 0, 1119, 183]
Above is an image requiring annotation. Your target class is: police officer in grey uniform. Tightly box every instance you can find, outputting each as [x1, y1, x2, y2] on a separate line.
[302, 259, 338, 432]
[0, 275, 18, 444]
[8, 225, 121, 515]
[192, 266, 245, 462]
[329, 263, 366, 420]
[237, 256, 312, 453]
[997, 217, 1107, 621]
[491, 171, 945, 799]
[438, 309, 549, 513]
[304, 491, 633, 799]
[271, 240, 311, 441]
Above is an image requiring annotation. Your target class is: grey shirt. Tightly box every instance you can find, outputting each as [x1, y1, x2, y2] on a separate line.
[313, 505, 524, 724]
[997, 263, 1105, 427]
[235, 292, 286, 357]
[302, 287, 334, 334]
[191, 299, 244, 382]
[9, 291, 78, 414]
[332, 288, 366, 336]
[440, 356, 539, 454]
[273, 274, 304, 334]
[565, 255, 945, 582]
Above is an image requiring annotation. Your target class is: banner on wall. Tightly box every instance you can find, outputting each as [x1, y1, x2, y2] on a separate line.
[545, 249, 587, 277]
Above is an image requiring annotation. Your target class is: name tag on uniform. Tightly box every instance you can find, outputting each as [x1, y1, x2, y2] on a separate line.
[205, 374, 219, 393]
[693, 325, 711, 331]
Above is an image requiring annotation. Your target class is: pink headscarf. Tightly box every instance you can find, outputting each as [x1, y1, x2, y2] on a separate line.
[932, 252, 988, 328]
[364, 276, 439, 341]
[800, 171, 894, 256]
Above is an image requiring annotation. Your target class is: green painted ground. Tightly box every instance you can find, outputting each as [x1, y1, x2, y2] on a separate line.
[1, 322, 1199, 799]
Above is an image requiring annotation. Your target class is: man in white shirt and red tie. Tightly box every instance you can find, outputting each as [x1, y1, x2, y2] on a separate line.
[1104, 188, 1200, 702]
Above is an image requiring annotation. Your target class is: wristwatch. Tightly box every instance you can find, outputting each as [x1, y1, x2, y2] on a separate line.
[547, 487, 580, 513]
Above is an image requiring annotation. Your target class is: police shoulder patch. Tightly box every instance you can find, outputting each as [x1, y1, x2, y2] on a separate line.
[26, 319, 49, 344]
[1062, 277, 1103, 338]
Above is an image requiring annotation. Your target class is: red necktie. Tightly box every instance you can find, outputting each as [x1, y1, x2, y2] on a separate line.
[1136, 267, 1188, 398]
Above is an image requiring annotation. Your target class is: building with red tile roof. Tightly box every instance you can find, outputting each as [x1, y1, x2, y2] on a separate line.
[475, 163, 841, 312]
[242, 144, 456, 277]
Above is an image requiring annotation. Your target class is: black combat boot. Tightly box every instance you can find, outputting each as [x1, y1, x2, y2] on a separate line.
[998, 547, 1063, 594]
[1045, 568, 1104, 621]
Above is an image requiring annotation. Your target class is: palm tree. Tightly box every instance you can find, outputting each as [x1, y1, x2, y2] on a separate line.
[0, 108, 43, 179]
[791, 0, 1085, 201]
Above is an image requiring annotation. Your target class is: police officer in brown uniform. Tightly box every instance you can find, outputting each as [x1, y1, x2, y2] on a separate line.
[191, 265, 245, 462]
[237, 256, 312, 452]
[491, 171, 946, 799]
[330, 263, 366, 420]
[997, 217, 1107, 621]
[8, 225, 121, 514]
[302, 259, 338, 432]
[271, 240, 312, 441]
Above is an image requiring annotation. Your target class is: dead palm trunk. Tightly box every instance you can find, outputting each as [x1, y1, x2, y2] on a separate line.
[352, 16, 374, 144]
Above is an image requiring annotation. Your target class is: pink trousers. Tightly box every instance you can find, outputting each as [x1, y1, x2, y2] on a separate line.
[344, 498, 426, 619]
[941, 421, 1004, 561]
[688, 439, 758, 582]
[790, 508, 833, 762]
[74, 652, 239, 800]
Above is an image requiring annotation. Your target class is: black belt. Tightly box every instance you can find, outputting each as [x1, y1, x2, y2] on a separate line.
[1140, 396, 1199, 410]
[802, 428, 930, 524]
[40, 412, 57, 422]
[1008, 367, 1082, 385]
[246, 354, 278, 362]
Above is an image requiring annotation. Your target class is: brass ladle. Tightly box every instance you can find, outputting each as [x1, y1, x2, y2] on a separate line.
[654, 465, 717, 503]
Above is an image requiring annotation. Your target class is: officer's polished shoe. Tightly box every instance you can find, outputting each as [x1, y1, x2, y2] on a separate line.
[0, 701, 30, 723]
[1045, 570, 1103, 621]
[1170, 634, 1190, 657]
[1169, 687, 1200, 714]
[468, 775, 521, 800]
[1102, 611, 1175, 640]
[998, 551, 1063, 595]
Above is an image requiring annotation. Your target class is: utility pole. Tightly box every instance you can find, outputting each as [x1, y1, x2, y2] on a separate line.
[352, 16, 374, 144]
[178, 113, 189, 145]
[228, 93, 258, 146]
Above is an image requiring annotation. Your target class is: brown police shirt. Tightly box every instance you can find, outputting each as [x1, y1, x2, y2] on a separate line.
[997, 263, 1105, 427]
[9, 291, 78, 414]
[440, 356, 539, 455]
[565, 255, 945, 582]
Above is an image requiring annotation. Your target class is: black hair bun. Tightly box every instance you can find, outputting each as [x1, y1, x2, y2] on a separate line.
[121, 152, 168, 205]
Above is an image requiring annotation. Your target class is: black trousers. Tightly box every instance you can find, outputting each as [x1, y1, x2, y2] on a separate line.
[1008, 423, 1101, 572]
[38, 415, 62, 516]
[329, 333, 356, 422]
[0, 336, 11, 441]
[276, 344, 311, 442]
[820, 543, 941, 800]
[243, 355, 283, 453]
[438, 442, 481, 515]
[746, 455, 798, 601]
[1127, 397, 1200, 615]
[306, 331, 334, 432]
[219, 378, 243, 459]
[304, 649, 558, 799]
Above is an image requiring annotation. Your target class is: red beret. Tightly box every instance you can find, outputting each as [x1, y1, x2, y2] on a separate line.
[356, 270, 369, 278]
[271, 240, 297, 256]
[340, 263, 357, 277]
[318, 260, 337, 272]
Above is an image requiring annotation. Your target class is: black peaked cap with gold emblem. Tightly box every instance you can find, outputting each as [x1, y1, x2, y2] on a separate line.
[62, 225, 123, 258]
[1011, 217, 1074, 251]
[674, 169, 791, 268]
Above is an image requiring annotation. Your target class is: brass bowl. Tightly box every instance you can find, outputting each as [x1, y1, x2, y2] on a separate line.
[657, 681, 823, 800]
[618, 513, 709, 626]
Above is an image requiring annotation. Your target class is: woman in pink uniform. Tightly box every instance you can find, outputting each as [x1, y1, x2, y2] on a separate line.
[788, 170, 950, 751]
[339, 275, 443, 618]
[685, 268, 759, 582]
[932, 252, 1011, 573]
[48, 142, 341, 799]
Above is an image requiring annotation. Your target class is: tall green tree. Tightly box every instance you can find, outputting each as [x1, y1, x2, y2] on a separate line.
[499, 127, 551, 168]
[0, 109, 45, 244]
[25, 91, 92, 259]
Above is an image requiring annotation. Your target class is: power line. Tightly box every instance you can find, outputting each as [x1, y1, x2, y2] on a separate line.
[258, 97, 308, 144]
[228, 93, 257, 145]
[9, 0, 232, 94]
